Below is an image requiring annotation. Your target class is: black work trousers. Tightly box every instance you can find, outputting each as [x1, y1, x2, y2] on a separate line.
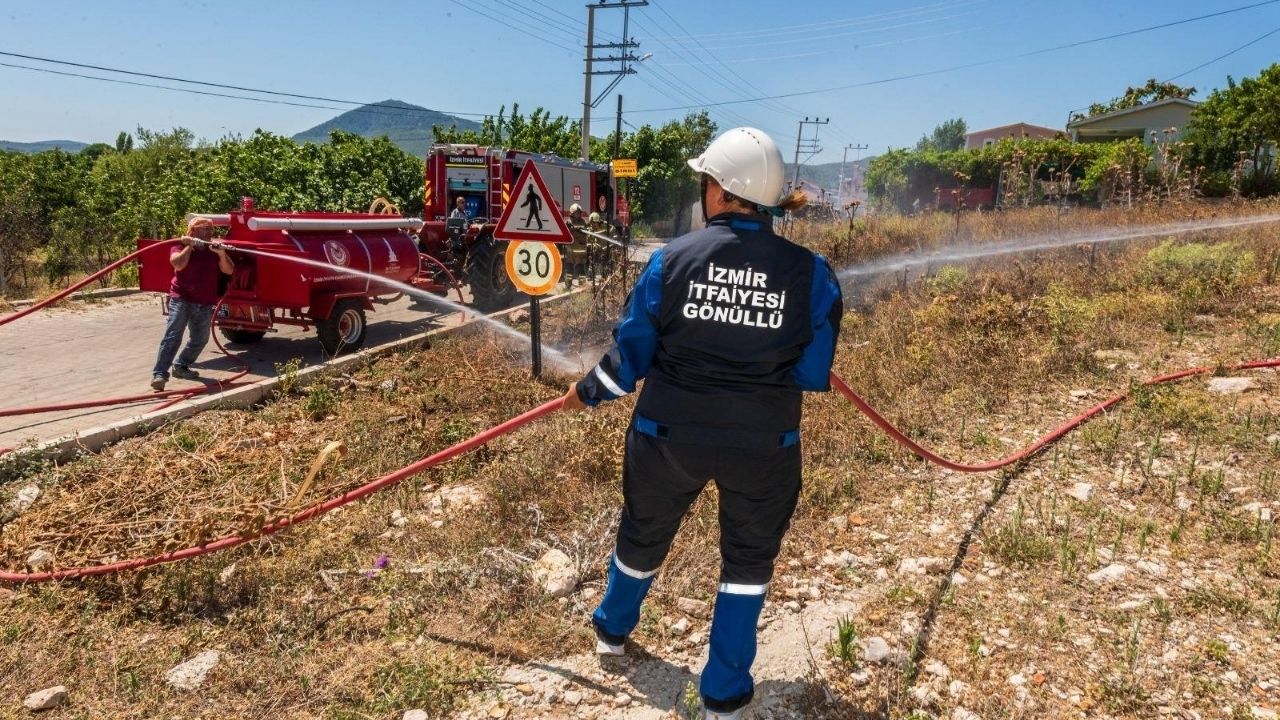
[614, 427, 803, 585]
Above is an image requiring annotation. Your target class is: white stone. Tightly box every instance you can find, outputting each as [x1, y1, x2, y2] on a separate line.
[828, 515, 849, 531]
[1136, 560, 1167, 577]
[1252, 707, 1278, 720]
[531, 550, 577, 598]
[862, 636, 892, 663]
[563, 691, 582, 706]
[950, 572, 967, 586]
[669, 617, 690, 636]
[952, 709, 981, 720]
[897, 557, 947, 575]
[165, 650, 221, 691]
[612, 692, 632, 707]
[1066, 482, 1093, 502]
[390, 509, 408, 527]
[1087, 563, 1128, 583]
[1207, 377, 1258, 394]
[677, 597, 711, 619]
[10, 484, 40, 514]
[850, 670, 871, 686]
[23, 686, 67, 711]
[217, 563, 237, 584]
[1223, 670, 1240, 684]
[26, 549, 54, 570]
[403, 711, 429, 720]
[948, 679, 969, 697]
[924, 660, 950, 678]
[1008, 673, 1027, 687]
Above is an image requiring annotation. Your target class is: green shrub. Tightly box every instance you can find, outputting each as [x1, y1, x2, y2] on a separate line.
[1141, 240, 1257, 304]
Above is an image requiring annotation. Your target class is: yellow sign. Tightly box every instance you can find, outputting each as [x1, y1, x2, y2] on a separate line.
[612, 158, 638, 178]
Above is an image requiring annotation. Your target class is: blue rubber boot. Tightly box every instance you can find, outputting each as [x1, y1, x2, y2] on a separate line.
[700, 587, 766, 714]
[591, 554, 656, 655]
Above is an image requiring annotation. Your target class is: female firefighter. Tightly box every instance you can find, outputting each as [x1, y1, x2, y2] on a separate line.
[561, 127, 843, 719]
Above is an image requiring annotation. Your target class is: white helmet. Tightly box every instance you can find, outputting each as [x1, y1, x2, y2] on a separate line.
[686, 127, 787, 208]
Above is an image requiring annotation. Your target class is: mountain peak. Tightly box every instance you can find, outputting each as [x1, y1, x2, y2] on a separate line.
[292, 100, 482, 156]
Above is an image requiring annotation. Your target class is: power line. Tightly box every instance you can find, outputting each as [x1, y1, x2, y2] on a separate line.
[642, 0, 982, 41]
[450, 0, 579, 54]
[629, 0, 1280, 112]
[1164, 24, 1280, 82]
[0, 61, 412, 118]
[0, 49, 493, 118]
[686, 6, 985, 52]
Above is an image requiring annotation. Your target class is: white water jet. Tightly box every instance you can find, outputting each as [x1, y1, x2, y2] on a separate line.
[836, 213, 1280, 281]
[226, 246, 583, 374]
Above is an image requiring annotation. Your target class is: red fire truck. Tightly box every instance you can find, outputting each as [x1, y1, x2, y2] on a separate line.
[416, 144, 614, 309]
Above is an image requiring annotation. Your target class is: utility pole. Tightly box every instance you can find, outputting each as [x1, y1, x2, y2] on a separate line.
[581, 1, 649, 161]
[791, 117, 829, 191]
[838, 143, 869, 206]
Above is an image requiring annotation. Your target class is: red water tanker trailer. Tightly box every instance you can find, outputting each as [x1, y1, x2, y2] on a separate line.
[416, 143, 614, 310]
[138, 200, 427, 356]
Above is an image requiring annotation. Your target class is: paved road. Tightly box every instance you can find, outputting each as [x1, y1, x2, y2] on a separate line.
[0, 243, 664, 451]
[0, 292, 466, 451]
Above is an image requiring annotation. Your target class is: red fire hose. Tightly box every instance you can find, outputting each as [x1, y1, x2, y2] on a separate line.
[0, 242, 176, 328]
[3, 360, 1276, 583]
[0, 396, 565, 582]
[831, 361, 1279, 472]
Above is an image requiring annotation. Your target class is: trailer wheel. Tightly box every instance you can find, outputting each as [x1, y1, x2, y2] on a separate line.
[220, 328, 267, 344]
[465, 235, 521, 311]
[317, 299, 367, 356]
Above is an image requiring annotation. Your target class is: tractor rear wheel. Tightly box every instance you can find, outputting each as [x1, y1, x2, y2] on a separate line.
[220, 328, 267, 345]
[465, 235, 521, 311]
[316, 299, 367, 356]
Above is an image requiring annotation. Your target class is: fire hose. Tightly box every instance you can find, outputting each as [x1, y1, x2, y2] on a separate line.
[0, 242, 252, 453]
[2, 358, 1277, 583]
[1, 240, 1277, 582]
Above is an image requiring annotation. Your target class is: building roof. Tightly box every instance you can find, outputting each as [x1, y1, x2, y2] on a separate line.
[965, 122, 1060, 138]
[1067, 97, 1200, 129]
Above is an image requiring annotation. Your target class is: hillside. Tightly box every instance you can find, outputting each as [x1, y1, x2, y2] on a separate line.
[785, 157, 874, 191]
[0, 139, 88, 154]
[292, 99, 482, 156]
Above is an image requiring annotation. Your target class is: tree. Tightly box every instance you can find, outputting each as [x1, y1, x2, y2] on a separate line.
[1186, 63, 1280, 196]
[916, 118, 967, 152]
[1074, 79, 1196, 121]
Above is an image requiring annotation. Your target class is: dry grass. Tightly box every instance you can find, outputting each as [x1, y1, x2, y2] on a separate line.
[0, 203, 1277, 718]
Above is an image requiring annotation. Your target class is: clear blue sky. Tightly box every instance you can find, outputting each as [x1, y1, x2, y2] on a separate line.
[1, 0, 1278, 162]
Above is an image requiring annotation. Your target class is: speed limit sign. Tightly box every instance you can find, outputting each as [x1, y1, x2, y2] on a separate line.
[504, 241, 563, 296]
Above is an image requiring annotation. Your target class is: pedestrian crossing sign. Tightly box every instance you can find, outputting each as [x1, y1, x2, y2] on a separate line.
[493, 162, 573, 244]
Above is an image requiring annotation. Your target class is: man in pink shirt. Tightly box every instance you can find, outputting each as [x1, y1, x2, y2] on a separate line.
[150, 217, 233, 390]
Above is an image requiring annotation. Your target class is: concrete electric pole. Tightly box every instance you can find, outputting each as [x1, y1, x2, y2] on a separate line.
[838, 143, 869, 206]
[581, 1, 649, 161]
[791, 117, 829, 191]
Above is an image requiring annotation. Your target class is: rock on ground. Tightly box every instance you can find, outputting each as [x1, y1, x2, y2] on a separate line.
[1066, 482, 1093, 502]
[10, 484, 40, 514]
[403, 711, 429, 720]
[1087, 563, 1128, 584]
[23, 686, 68, 711]
[164, 650, 221, 691]
[676, 597, 711, 619]
[531, 549, 577, 598]
[1207, 377, 1258, 394]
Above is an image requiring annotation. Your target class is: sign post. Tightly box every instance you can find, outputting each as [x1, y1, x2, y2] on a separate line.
[492, 163, 573, 378]
[612, 158, 638, 292]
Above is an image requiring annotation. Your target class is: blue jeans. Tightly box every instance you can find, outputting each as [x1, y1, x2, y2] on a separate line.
[152, 296, 213, 379]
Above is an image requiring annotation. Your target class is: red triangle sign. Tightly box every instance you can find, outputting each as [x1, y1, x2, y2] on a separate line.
[493, 162, 574, 244]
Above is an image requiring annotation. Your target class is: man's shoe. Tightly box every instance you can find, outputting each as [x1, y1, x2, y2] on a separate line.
[150, 375, 167, 391]
[171, 366, 200, 380]
[595, 637, 625, 657]
[594, 626, 626, 657]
